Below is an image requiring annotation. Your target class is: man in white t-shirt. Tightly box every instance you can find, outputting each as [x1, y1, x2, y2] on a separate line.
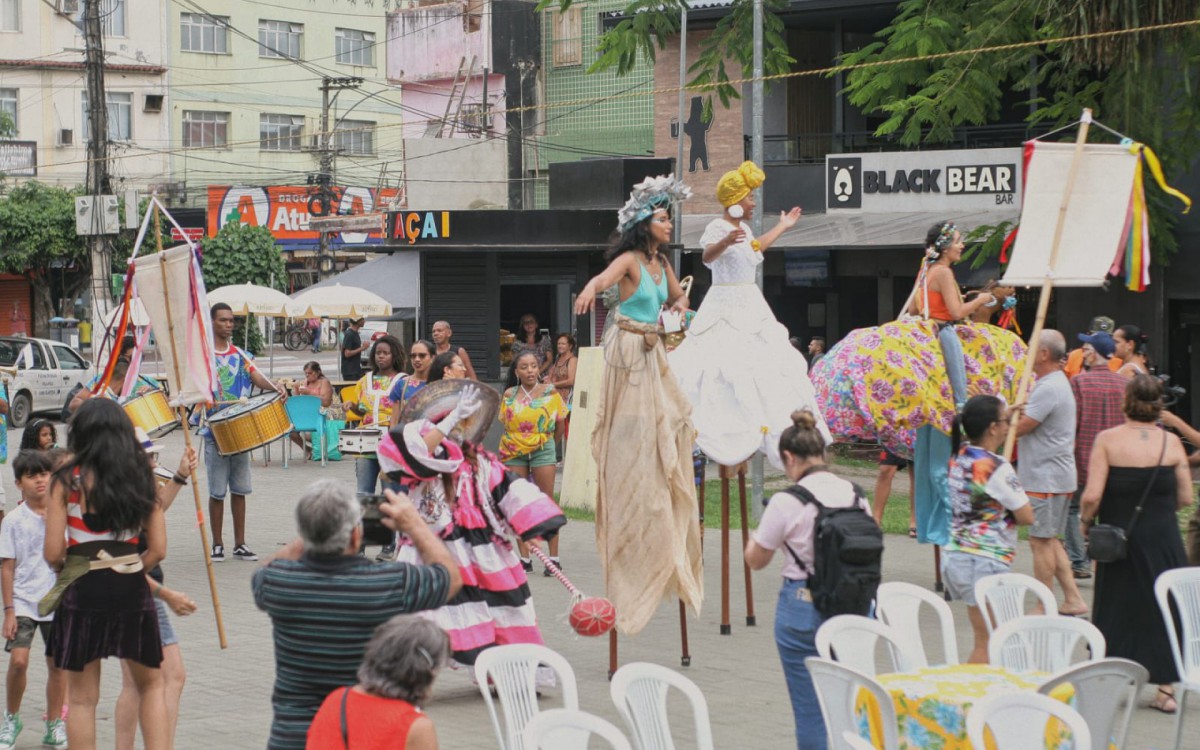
[0, 451, 66, 748]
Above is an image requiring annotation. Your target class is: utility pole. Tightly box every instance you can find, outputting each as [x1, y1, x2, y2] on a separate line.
[312, 76, 362, 280]
[750, 0, 765, 515]
[83, 0, 113, 331]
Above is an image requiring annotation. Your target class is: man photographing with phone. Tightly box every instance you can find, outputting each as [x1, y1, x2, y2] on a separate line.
[252, 480, 461, 750]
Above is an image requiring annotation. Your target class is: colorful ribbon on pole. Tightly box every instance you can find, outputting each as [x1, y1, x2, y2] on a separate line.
[1110, 143, 1192, 292]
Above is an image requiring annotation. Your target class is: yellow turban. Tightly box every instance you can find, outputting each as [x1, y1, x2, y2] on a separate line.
[716, 161, 766, 207]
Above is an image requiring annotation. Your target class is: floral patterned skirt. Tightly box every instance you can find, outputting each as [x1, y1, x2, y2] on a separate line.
[811, 319, 1026, 459]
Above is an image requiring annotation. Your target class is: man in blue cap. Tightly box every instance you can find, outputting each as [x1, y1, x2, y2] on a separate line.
[1067, 330, 1126, 577]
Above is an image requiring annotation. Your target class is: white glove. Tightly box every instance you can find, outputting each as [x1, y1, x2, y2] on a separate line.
[436, 385, 482, 435]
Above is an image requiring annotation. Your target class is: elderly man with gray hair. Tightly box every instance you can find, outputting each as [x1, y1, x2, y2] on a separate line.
[1015, 329, 1089, 617]
[252, 480, 461, 750]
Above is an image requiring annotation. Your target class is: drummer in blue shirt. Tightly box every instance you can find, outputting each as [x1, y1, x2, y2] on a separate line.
[202, 303, 287, 563]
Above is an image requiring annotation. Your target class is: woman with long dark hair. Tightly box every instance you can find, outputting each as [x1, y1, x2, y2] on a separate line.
[388, 340, 434, 429]
[44, 398, 167, 750]
[427, 351, 468, 383]
[349, 335, 406, 497]
[511, 314, 551, 378]
[573, 174, 702, 636]
[1112, 324, 1151, 378]
[19, 419, 57, 453]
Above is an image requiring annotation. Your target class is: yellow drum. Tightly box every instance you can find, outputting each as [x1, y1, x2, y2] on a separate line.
[123, 389, 180, 439]
[207, 392, 293, 456]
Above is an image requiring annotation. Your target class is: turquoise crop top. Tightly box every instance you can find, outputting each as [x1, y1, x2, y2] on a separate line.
[619, 261, 668, 324]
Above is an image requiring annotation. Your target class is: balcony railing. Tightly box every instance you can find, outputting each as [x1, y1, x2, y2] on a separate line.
[745, 124, 1055, 164]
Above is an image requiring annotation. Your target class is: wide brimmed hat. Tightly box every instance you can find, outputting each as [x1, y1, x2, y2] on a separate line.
[397, 379, 500, 445]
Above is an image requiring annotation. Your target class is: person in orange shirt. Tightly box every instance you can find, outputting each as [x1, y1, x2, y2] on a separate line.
[1064, 315, 1120, 378]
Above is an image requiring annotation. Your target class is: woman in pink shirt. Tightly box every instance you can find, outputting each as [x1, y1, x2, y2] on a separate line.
[745, 410, 872, 750]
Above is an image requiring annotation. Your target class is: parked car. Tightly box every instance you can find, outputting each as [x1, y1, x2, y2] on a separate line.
[359, 320, 389, 369]
[0, 337, 95, 427]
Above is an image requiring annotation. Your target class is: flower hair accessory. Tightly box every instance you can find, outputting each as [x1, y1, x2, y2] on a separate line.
[617, 174, 692, 232]
[935, 222, 958, 249]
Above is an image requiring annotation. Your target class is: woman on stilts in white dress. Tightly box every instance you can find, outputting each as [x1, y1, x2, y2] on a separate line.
[671, 161, 830, 468]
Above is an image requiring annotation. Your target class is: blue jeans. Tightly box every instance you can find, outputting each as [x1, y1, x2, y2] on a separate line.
[355, 457, 401, 496]
[1065, 489, 1088, 569]
[937, 324, 969, 408]
[776, 579, 827, 750]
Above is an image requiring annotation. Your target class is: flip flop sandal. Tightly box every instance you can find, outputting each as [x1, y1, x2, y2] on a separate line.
[1151, 687, 1178, 714]
[908, 527, 917, 538]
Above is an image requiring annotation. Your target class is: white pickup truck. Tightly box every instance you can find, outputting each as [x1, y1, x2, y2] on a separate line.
[0, 336, 95, 427]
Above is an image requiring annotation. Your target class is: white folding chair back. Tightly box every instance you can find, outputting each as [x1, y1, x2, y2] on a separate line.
[987, 615, 1106, 674]
[1038, 657, 1148, 750]
[967, 691, 1091, 750]
[523, 709, 633, 750]
[805, 657, 900, 750]
[841, 730, 877, 750]
[815, 614, 918, 676]
[876, 581, 959, 667]
[475, 644, 580, 750]
[1154, 567, 1200, 750]
[974, 572, 1058, 632]
[610, 662, 714, 750]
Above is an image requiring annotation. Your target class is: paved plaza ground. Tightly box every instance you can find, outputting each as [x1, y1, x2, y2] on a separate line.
[0, 421, 1195, 749]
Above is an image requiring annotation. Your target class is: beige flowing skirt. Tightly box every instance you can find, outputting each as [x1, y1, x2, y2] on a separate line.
[593, 311, 704, 635]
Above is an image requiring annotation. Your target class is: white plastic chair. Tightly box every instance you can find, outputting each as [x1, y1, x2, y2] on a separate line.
[1038, 657, 1148, 750]
[966, 691, 1091, 749]
[522, 709, 633, 750]
[815, 614, 919, 676]
[987, 615, 1106, 674]
[806, 657, 899, 750]
[1155, 567, 1200, 750]
[974, 572, 1058, 632]
[876, 581, 959, 667]
[475, 644, 580, 750]
[841, 730, 877, 750]
[610, 662, 714, 750]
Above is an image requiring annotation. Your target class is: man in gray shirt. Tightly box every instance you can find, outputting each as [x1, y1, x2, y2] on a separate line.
[1016, 329, 1089, 616]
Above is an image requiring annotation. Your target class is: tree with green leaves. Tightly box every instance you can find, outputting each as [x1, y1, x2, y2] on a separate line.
[199, 219, 286, 354]
[0, 182, 88, 332]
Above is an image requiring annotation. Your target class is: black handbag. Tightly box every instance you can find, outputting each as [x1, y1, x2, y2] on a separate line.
[1087, 431, 1166, 564]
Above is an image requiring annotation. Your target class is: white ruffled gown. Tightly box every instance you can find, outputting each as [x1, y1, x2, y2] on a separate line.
[670, 219, 831, 469]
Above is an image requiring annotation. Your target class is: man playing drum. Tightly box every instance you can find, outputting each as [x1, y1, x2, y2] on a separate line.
[68, 337, 161, 414]
[201, 303, 287, 562]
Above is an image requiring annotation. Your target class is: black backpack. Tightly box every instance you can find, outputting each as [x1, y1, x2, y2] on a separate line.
[780, 474, 883, 618]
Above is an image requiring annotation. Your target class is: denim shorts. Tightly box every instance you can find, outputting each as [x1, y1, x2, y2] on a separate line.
[503, 439, 557, 470]
[204, 436, 252, 500]
[5, 616, 51, 652]
[941, 551, 1009, 607]
[155, 598, 178, 647]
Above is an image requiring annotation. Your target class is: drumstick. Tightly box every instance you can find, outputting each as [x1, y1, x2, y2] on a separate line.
[153, 206, 228, 649]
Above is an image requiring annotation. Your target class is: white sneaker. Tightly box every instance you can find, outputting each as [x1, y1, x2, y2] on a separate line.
[0, 712, 22, 750]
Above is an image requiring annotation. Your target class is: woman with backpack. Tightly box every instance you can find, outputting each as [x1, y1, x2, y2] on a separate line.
[745, 409, 877, 750]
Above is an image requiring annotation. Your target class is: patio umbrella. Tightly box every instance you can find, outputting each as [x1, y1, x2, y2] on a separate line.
[208, 283, 293, 376]
[286, 284, 393, 319]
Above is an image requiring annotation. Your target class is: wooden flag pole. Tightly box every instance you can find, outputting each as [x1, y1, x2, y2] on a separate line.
[1003, 108, 1093, 460]
[153, 203, 228, 648]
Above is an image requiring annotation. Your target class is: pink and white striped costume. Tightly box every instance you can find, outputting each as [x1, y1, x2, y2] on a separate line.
[377, 421, 566, 665]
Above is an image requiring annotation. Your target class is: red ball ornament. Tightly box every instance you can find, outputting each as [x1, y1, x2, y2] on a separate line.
[569, 597, 617, 637]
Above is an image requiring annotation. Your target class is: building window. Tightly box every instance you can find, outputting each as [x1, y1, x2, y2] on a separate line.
[0, 0, 19, 32]
[259, 19, 302, 59]
[82, 92, 133, 141]
[260, 113, 303, 151]
[334, 28, 374, 66]
[0, 88, 17, 134]
[551, 6, 583, 67]
[183, 111, 229, 149]
[457, 103, 487, 136]
[334, 119, 374, 155]
[100, 0, 125, 37]
[181, 12, 229, 54]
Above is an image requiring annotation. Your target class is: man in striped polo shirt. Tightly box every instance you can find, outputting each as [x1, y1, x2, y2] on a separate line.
[252, 480, 461, 750]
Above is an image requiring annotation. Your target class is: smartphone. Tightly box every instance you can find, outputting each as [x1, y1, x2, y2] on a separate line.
[357, 493, 396, 546]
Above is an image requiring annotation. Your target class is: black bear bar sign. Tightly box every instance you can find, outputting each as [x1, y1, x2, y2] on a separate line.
[825, 148, 1022, 212]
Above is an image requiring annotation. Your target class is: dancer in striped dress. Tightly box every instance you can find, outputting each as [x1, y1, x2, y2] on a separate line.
[376, 382, 565, 667]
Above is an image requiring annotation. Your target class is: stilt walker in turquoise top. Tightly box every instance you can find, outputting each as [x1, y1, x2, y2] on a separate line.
[575, 175, 703, 675]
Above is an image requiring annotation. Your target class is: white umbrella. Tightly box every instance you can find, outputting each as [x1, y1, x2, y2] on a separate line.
[102, 298, 150, 329]
[287, 284, 393, 319]
[207, 283, 292, 317]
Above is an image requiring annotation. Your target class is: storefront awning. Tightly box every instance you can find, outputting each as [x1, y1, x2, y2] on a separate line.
[299, 253, 419, 321]
[682, 210, 1020, 250]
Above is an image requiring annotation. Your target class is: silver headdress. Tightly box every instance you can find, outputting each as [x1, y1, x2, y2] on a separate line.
[617, 174, 692, 232]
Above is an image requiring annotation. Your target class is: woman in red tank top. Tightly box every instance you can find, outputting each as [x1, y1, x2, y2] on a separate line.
[307, 615, 448, 749]
[45, 398, 168, 750]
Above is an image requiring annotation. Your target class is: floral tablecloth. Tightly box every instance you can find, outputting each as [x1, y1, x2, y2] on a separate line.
[854, 663, 1082, 750]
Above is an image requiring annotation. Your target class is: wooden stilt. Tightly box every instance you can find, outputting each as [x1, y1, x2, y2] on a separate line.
[934, 545, 945, 598]
[608, 629, 618, 680]
[737, 467, 756, 627]
[678, 600, 691, 667]
[719, 470, 731, 635]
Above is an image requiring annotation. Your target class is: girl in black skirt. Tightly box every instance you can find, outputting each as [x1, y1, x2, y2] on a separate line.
[44, 399, 167, 750]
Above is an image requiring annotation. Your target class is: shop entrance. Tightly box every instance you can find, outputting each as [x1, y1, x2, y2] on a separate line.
[499, 279, 576, 368]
